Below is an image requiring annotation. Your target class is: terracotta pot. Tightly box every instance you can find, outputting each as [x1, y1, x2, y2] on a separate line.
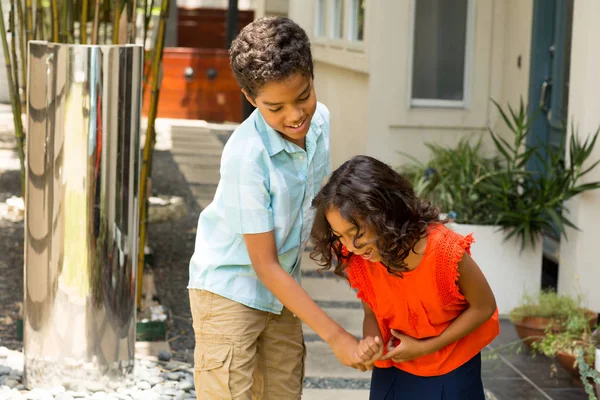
[556, 351, 595, 387]
[556, 352, 580, 384]
[513, 310, 598, 349]
[513, 317, 550, 349]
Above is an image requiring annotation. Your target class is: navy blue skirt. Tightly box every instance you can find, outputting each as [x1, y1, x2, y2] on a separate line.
[369, 353, 485, 400]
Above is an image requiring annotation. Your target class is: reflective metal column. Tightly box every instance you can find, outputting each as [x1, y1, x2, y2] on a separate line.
[24, 41, 143, 390]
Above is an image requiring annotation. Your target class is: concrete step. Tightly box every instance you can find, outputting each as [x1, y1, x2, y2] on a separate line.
[303, 307, 363, 339]
[304, 341, 372, 381]
[302, 276, 359, 304]
[178, 164, 221, 185]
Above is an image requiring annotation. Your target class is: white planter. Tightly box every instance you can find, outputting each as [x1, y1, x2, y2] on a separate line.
[448, 223, 543, 316]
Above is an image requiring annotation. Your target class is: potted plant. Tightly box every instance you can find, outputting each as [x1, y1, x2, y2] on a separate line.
[509, 290, 597, 349]
[532, 308, 598, 387]
[399, 100, 600, 314]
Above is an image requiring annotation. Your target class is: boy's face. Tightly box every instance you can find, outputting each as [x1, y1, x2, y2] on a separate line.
[243, 73, 317, 148]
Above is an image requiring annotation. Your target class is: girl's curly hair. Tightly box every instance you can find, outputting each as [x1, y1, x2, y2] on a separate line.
[229, 17, 313, 98]
[310, 155, 443, 278]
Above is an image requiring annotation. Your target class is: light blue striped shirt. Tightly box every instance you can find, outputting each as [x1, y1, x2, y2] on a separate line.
[188, 102, 331, 313]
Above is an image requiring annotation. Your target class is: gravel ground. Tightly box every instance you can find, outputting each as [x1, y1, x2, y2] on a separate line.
[0, 150, 200, 365]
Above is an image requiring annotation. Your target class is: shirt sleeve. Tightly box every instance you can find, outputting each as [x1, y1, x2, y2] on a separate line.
[435, 229, 474, 307]
[220, 154, 274, 234]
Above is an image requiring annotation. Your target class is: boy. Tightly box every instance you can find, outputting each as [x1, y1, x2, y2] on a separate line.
[188, 17, 370, 400]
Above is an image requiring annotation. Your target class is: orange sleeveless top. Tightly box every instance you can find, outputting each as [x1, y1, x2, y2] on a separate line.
[346, 224, 499, 376]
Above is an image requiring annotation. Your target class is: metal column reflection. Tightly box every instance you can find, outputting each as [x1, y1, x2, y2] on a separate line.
[24, 41, 143, 389]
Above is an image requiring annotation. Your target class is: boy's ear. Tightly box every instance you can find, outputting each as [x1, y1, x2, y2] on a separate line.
[241, 89, 257, 107]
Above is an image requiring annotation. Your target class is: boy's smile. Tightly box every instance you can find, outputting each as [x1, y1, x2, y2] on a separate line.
[243, 73, 317, 149]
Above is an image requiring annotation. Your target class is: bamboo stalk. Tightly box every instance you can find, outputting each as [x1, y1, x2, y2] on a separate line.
[80, 0, 89, 44]
[103, 0, 109, 44]
[50, 0, 58, 41]
[9, 0, 20, 105]
[0, 2, 25, 195]
[112, 0, 121, 44]
[91, 0, 101, 44]
[68, 0, 75, 43]
[117, 3, 127, 44]
[137, 0, 169, 309]
[142, 0, 154, 48]
[34, 0, 43, 40]
[25, 0, 32, 42]
[129, 0, 137, 44]
[16, 0, 26, 104]
[59, 0, 67, 42]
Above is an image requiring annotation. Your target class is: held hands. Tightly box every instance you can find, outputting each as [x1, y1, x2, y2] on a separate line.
[329, 331, 383, 371]
[379, 329, 432, 363]
[333, 330, 433, 370]
[356, 336, 384, 370]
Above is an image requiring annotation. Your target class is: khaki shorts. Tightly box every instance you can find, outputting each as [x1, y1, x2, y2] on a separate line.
[189, 289, 306, 400]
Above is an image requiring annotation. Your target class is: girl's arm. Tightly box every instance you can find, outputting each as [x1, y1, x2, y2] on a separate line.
[362, 301, 382, 339]
[381, 252, 496, 362]
[244, 231, 368, 369]
[359, 301, 384, 368]
[422, 252, 497, 353]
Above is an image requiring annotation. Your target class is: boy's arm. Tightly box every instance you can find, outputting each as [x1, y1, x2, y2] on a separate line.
[244, 231, 367, 369]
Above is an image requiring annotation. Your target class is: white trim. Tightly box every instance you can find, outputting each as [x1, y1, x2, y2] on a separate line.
[347, 0, 365, 42]
[407, 0, 475, 109]
[410, 99, 466, 108]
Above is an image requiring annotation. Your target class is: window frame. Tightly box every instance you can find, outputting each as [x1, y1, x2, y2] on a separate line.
[348, 0, 365, 42]
[314, 0, 326, 38]
[407, 0, 475, 108]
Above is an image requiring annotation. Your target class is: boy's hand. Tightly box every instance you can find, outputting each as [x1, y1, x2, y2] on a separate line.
[329, 330, 371, 371]
[357, 336, 383, 370]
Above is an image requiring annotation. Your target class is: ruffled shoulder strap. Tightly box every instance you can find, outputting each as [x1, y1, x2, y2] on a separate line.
[345, 255, 376, 311]
[434, 226, 474, 307]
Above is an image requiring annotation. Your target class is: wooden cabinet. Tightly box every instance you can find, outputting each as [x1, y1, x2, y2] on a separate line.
[143, 48, 243, 122]
[143, 8, 254, 122]
[178, 8, 254, 50]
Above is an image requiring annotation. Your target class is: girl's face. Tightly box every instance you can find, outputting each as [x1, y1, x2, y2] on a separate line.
[325, 207, 382, 263]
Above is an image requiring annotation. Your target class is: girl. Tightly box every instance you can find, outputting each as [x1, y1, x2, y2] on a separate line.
[311, 155, 499, 400]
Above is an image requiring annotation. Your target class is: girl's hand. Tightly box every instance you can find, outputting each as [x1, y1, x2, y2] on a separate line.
[379, 330, 432, 363]
[356, 336, 384, 370]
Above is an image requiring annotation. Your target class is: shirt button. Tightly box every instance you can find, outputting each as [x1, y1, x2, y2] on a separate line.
[299, 155, 305, 160]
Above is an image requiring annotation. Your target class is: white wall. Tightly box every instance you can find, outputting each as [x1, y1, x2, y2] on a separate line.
[289, 0, 533, 168]
[314, 62, 369, 168]
[558, 0, 600, 311]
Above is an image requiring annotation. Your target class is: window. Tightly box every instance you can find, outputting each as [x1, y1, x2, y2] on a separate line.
[315, 0, 326, 37]
[330, 0, 344, 39]
[410, 0, 472, 107]
[349, 0, 365, 41]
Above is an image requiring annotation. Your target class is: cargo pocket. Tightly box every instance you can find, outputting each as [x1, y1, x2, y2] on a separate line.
[195, 340, 233, 400]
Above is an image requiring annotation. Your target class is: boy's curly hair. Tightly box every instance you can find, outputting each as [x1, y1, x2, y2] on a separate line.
[310, 155, 443, 278]
[229, 17, 313, 98]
